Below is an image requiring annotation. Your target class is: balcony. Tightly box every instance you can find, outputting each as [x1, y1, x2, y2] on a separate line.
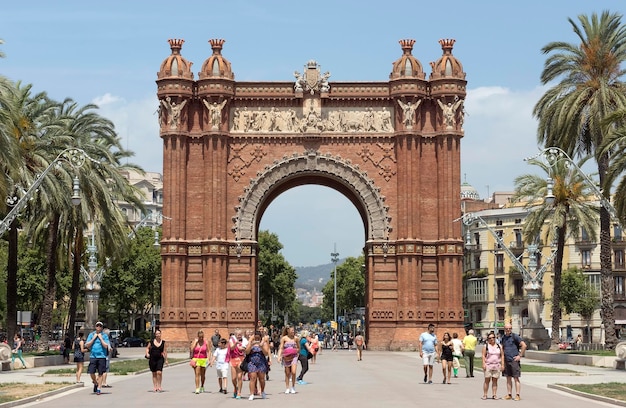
[509, 241, 524, 257]
[495, 266, 505, 275]
[575, 239, 597, 250]
[567, 262, 601, 271]
[464, 244, 482, 252]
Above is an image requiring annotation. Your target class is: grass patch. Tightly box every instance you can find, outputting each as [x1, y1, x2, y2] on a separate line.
[558, 382, 626, 402]
[0, 382, 73, 403]
[561, 350, 615, 357]
[44, 358, 184, 375]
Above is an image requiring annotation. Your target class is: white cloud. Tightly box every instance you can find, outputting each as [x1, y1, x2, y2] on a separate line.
[94, 93, 161, 172]
[462, 85, 547, 197]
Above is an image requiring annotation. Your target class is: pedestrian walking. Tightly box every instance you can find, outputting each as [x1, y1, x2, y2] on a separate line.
[354, 331, 366, 361]
[296, 330, 313, 385]
[245, 331, 270, 400]
[418, 324, 438, 384]
[85, 321, 110, 395]
[451, 332, 464, 378]
[11, 333, 27, 369]
[462, 329, 478, 377]
[145, 329, 168, 392]
[277, 325, 299, 394]
[73, 332, 86, 383]
[439, 332, 454, 384]
[190, 330, 209, 394]
[210, 338, 229, 394]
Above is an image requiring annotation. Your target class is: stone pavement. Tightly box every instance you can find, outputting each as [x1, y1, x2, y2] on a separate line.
[1, 347, 625, 408]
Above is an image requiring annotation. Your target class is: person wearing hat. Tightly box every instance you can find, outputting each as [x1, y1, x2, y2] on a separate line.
[85, 321, 110, 395]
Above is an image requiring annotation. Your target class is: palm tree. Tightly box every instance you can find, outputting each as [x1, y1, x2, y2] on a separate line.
[533, 10, 626, 349]
[26, 98, 144, 348]
[0, 82, 58, 344]
[513, 157, 599, 349]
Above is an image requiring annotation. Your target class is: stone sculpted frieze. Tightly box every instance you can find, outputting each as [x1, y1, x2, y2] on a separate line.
[231, 107, 394, 133]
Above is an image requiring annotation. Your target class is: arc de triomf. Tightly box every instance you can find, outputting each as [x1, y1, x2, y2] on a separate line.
[157, 37, 466, 350]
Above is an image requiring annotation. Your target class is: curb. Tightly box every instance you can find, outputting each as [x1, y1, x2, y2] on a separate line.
[548, 384, 626, 407]
[0, 383, 83, 408]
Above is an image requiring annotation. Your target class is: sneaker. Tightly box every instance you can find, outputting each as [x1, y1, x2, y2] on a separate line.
[199, 387, 204, 393]
[261, 392, 267, 399]
[96, 389, 101, 395]
[249, 395, 254, 401]
[93, 383, 98, 393]
[195, 389, 200, 394]
[222, 390, 228, 394]
[235, 395, 241, 400]
[297, 380, 308, 385]
[285, 389, 290, 394]
[503, 395, 512, 400]
[234, 392, 238, 398]
[428, 380, 432, 384]
[424, 375, 427, 383]
[289, 388, 296, 394]
[514, 395, 521, 401]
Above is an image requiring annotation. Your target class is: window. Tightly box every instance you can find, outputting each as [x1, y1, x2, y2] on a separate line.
[588, 273, 601, 293]
[615, 250, 625, 269]
[581, 227, 590, 241]
[474, 255, 481, 270]
[496, 230, 503, 249]
[496, 220, 503, 226]
[496, 279, 505, 298]
[514, 279, 524, 297]
[497, 307, 505, 321]
[614, 225, 623, 242]
[475, 308, 482, 322]
[514, 229, 523, 247]
[615, 276, 625, 296]
[467, 279, 488, 303]
[496, 254, 504, 274]
[474, 232, 480, 246]
[514, 219, 522, 224]
[582, 250, 592, 268]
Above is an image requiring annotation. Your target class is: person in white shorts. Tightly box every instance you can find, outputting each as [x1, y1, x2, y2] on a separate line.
[210, 338, 229, 394]
[418, 324, 438, 384]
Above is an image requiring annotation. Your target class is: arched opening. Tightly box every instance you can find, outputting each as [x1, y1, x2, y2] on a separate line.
[258, 184, 365, 335]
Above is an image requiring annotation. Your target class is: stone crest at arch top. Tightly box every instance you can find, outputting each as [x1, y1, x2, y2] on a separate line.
[157, 37, 466, 350]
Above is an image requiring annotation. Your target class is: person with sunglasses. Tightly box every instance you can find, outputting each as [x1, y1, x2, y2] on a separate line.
[481, 331, 504, 399]
[501, 324, 527, 401]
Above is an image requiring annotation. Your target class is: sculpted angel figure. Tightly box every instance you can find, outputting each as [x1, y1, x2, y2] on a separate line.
[203, 99, 228, 128]
[397, 99, 421, 128]
[294, 71, 304, 92]
[320, 71, 331, 93]
[160, 97, 187, 129]
[438, 98, 463, 129]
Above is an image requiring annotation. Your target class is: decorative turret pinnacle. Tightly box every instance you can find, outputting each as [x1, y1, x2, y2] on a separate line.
[199, 38, 234, 80]
[390, 39, 424, 80]
[157, 38, 193, 80]
[429, 38, 465, 80]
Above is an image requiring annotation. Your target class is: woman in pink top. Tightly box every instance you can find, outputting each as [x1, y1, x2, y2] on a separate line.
[481, 331, 505, 399]
[228, 329, 246, 399]
[190, 330, 209, 394]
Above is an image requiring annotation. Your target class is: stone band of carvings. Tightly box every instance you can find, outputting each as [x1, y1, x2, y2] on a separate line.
[231, 107, 394, 133]
[233, 150, 391, 241]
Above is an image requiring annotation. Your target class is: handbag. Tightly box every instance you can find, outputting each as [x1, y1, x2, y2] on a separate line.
[239, 354, 251, 372]
[189, 359, 197, 368]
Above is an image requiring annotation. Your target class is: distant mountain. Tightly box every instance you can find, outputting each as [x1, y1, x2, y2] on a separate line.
[295, 260, 344, 291]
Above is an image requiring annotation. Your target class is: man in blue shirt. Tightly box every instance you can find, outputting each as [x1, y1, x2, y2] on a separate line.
[418, 324, 438, 384]
[501, 323, 527, 401]
[85, 321, 110, 395]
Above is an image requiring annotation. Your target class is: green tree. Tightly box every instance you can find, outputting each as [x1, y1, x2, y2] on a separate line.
[297, 304, 324, 325]
[0, 82, 58, 344]
[321, 255, 365, 322]
[257, 230, 298, 323]
[561, 268, 600, 341]
[534, 10, 626, 349]
[513, 157, 599, 349]
[101, 227, 161, 333]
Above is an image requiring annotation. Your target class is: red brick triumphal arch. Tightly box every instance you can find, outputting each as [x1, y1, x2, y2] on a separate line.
[156, 38, 467, 350]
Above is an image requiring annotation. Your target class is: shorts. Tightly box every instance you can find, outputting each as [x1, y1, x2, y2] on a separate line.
[422, 352, 436, 366]
[217, 366, 229, 378]
[105, 358, 110, 372]
[229, 356, 243, 368]
[149, 357, 165, 372]
[503, 359, 521, 378]
[484, 368, 501, 379]
[193, 358, 208, 368]
[88, 358, 107, 375]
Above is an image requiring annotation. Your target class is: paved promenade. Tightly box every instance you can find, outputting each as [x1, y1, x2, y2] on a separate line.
[2, 347, 625, 408]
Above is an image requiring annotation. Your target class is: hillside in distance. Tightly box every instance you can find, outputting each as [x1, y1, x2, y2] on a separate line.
[295, 260, 343, 291]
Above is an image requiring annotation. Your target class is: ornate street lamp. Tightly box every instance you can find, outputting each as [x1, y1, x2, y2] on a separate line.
[331, 245, 339, 328]
[1, 148, 98, 236]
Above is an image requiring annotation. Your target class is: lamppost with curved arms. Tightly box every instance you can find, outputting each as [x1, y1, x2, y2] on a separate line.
[331, 244, 339, 328]
[0, 148, 98, 236]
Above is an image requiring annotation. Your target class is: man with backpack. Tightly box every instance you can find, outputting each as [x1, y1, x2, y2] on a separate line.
[501, 323, 527, 401]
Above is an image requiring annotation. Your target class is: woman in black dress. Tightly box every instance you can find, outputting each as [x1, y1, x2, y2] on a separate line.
[145, 329, 168, 392]
[439, 332, 454, 384]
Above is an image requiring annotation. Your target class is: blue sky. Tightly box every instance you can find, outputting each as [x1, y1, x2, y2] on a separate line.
[1, 1, 621, 266]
